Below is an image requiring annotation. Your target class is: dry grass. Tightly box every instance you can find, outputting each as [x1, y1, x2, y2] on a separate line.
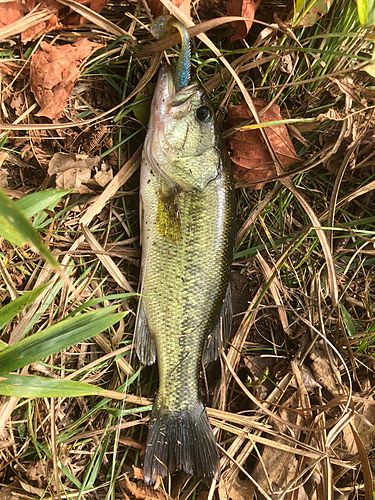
[0, 0, 375, 499]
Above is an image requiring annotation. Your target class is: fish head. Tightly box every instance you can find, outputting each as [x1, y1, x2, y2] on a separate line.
[144, 64, 223, 191]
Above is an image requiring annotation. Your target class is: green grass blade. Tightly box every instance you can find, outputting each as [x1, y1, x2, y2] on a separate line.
[0, 374, 108, 398]
[68, 292, 137, 316]
[16, 189, 71, 219]
[0, 188, 61, 270]
[0, 307, 126, 375]
[357, 0, 375, 26]
[19, 261, 74, 340]
[0, 283, 50, 331]
[339, 303, 357, 337]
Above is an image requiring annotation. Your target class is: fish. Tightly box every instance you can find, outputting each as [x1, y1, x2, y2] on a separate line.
[134, 63, 236, 485]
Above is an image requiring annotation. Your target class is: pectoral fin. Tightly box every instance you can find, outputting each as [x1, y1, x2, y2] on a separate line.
[134, 297, 156, 365]
[202, 283, 232, 364]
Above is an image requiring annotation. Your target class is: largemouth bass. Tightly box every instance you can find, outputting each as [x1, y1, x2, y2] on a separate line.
[135, 63, 236, 485]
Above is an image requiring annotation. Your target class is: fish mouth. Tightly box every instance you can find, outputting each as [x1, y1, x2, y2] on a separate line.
[151, 64, 198, 114]
[143, 64, 199, 188]
[154, 64, 175, 106]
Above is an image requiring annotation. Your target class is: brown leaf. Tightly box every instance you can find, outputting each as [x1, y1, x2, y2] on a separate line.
[19, 481, 44, 497]
[146, 0, 164, 18]
[121, 475, 167, 499]
[30, 39, 104, 119]
[25, 459, 47, 488]
[0, 487, 22, 500]
[309, 342, 343, 397]
[48, 152, 101, 192]
[171, 0, 191, 19]
[0, 1, 24, 29]
[0, 61, 18, 77]
[317, 109, 344, 122]
[21, 0, 109, 42]
[146, 0, 191, 19]
[227, 99, 299, 189]
[94, 163, 113, 187]
[251, 392, 310, 499]
[0, 170, 8, 189]
[22, 10, 60, 43]
[132, 466, 144, 480]
[119, 436, 145, 455]
[226, 0, 261, 41]
[195, 492, 210, 500]
[218, 472, 255, 500]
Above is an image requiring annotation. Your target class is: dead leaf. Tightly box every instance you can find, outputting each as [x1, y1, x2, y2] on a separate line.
[251, 392, 311, 500]
[218, 472, 255, 500]
[94, 162, 113, 187]
[30, 39, 104, 119]
[294, 0, 333, 27]
[170, 0, 191, 19]
[0, 487, 21, 500]
[132, 466, 144, 480]
[289, 364, 322, 391]
[342, 382, 375, 456]
[48, 152, 101, 192]
[309, 341, 343, 397]
[20, 0, 109, 42]
[147, 0, 191, 19]
[119, 436, 145, 455]
[121, 474, 167, 499]
[195, 492, 210, 500]
[10, 92, 26, 116]
[19, 481, 44, 497]
[22, 8, 60, 43]
[0, 61, 18, 77]
[317, 109, 345, 122]
[0, 1, 24, 29]
[146, 0, 164, 18]
[25, 460, 47, 489]
[0, 429, 14, 452]
[226, 0, 261, 41]
[0, 169, 8, 189]
[227, 99, 299, 189]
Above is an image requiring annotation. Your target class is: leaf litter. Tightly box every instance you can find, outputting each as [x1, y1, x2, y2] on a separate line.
[30, 39, 105, 119]
[0, 0, 110, 42]
[0, 0, 375, 499]
[48, 152, 103, 191]
[226, 99, 299, 188]
[226, 0, 261, 41]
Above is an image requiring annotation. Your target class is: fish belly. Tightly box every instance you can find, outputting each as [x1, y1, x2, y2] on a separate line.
[137, 152, 234, 484]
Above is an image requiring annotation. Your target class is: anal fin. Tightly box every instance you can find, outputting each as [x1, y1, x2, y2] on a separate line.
[134, 297, 156, 365]
[202, 283, 232, 364]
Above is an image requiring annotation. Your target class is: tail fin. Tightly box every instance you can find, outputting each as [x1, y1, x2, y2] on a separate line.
[143, 399, 220, 485]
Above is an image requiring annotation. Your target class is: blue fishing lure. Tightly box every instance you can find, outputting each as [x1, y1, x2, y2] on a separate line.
[151, 15, 191, 92]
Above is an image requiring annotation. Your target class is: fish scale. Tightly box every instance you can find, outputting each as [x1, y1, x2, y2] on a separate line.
[135, 64, 235, 484]
[142, 177, 231, 408]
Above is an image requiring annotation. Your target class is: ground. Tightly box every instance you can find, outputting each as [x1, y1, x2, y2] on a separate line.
[0, 0, 375, 499]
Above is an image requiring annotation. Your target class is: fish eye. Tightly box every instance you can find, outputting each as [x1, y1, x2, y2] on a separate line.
[196, 105, 213, 123]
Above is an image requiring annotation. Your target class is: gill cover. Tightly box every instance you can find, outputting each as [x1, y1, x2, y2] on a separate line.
[143, 65, 222, 192]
